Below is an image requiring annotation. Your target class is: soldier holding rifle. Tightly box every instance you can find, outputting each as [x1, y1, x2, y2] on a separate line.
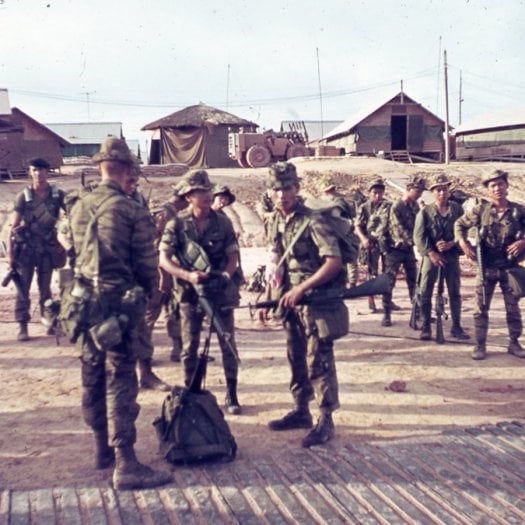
[159, 170, 243, 414]
[455, 169, 525, 360]
[413, 173, 469, 342]
[260, 161, 348, 448]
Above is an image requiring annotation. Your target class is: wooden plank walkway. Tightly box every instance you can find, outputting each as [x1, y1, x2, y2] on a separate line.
[2, 421, 524, 524]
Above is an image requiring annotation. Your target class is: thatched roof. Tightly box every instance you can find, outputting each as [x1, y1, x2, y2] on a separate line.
[142, 103, 257, 130]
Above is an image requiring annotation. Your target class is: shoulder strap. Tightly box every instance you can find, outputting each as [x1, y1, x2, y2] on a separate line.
[276, 218, 310, 270]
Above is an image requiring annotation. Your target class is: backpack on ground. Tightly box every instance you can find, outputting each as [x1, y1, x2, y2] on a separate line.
[153, 319, 237, 464]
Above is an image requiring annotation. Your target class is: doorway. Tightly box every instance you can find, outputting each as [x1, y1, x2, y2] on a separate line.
[391, 115, 407, 150]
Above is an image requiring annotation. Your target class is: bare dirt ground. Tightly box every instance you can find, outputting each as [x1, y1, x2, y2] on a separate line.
[1, 156, 525, 491]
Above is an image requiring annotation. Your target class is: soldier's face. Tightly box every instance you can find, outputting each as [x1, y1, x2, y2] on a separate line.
[370, 187, 384, 204]
[272, 184, 299, 215]
[486, 178, 508, 201]
[29, 166, 48, 185]
[432, 185, 449, 204]
[186, 189, 213, 209]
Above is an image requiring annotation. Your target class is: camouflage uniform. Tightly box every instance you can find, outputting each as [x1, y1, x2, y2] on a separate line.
[12, 184, 65, 323]
[159, 205, 241, 386]
[414, 198, 465, 338]
[455, 170, 525, 358]
[265, 162, 348, 447]
[69, 180, 158, 449]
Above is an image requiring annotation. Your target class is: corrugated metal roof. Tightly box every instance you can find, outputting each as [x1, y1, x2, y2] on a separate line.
[453, 107, 525, 135]
[44, 122, 122, 144]
[323, 92, 445, 140]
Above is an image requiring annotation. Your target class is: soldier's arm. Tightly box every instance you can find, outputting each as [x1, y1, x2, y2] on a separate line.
[7, 211, 23, 267]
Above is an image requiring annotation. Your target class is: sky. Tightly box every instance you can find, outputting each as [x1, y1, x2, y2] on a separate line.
[1, 0, 524, 150]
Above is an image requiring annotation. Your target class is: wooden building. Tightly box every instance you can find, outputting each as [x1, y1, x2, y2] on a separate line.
[142, 103, 257, 168]
[453, 108, 525, 161]
[322, 92, 445, 162]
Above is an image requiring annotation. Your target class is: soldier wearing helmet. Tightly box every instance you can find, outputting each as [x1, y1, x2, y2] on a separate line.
[261, 162, 348, 448]
[455, 169, 525, 360]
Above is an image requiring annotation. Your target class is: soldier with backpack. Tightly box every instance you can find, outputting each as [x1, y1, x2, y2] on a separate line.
[6, 158, 66, 341]
[67, 138, 172, 490]
[260, 161, 348, 448]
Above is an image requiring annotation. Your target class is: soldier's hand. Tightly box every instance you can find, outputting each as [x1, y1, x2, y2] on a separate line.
[507, 239, 525, 259]
[429, 250, 445, 267]
[459, 239, 476, 261]
[280, 285, 305, 309]
[187, 270, 209, 285]
[436, 240, 454, 252]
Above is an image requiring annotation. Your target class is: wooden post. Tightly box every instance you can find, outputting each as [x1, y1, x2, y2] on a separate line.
[444, 50, 450, 164]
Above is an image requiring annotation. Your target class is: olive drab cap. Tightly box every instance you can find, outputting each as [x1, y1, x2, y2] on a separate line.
[482, 169, 509, 187]
[367, 176, 386, 191]
[213, 184, 236, 204]
[266, 162, 300, 190]
[177, 169, 213, 196]
[92, 137, 138, 167]
[28, 157, 50, 169]
[428, 173, 452, 190]
[406, 174, 426, 190]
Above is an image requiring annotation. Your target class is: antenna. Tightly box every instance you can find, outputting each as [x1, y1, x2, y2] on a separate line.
[226, 64, 230, 111]
[458, 70, 464, 125]
[443, 49, 450, 164]
[316, 47, 324, 139]
[83, 91, 96, 121]
[436, 36, 442, 115]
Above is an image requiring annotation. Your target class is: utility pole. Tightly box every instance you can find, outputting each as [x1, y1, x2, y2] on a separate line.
[458, 70, 464, 125]
[443, 50, 450, 164]
[83, 91, 95, 121]
[316, 47, 324, 139]
[226, 64, 230, 111]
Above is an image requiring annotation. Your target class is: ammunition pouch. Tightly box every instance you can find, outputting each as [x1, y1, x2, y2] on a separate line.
[89, 314, 128, 352]
[58, 278, 95, 343]
[305, 300, 349, 340]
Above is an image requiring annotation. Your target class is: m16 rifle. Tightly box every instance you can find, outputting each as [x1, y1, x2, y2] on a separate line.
[244, 273, 390, 314]
[1, 266, 22, 290]
[409, 264, 422, 330]
[366, 247, 377, 313]
[435, 266, 447, 344]
[476, 226, 486, 307]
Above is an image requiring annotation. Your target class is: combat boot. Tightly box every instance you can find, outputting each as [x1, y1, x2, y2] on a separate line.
[302, 412, 335, 448]
[225, 378, 242, 415]
[420, 324, 431, 341]
[381, 310, 392, 327]
[138, 359, 171, 392]
[508, 339, 525, 358]
[17, 322, 29, 342]
[93, 429, 115, 470]
[268, 405, 313, 431]
[113, 446, 172, 491]
[450, 324, 470, 340]
[471, 343, 487, 360]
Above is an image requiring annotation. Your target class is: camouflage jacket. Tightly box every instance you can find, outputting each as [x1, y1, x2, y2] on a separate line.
[414, 201, 463, 259]
[389, 198, 420, 249]
[455, 200, 525, 268]
[357, 199, 392, 252]
[68, 180, 158, 296]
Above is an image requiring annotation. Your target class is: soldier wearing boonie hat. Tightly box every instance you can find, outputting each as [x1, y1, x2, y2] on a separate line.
[455, 167, 525, 361]
[367, 176, 386, 192]
[414, 170, 469, 343]
[266, 161, 300, 189]
[406, 174, 426, 190]
[92, 137, 140, 167]
[177, 169, 213, 196]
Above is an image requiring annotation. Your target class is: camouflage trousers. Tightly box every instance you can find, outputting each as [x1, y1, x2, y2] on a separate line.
[474, 266, 522, 344]
[132, 288, 182, 361]
[282, 307, 340, 413]
[383, 247, 418, 308]
[15, 252, 54, 323]
[419, 255, 462, 328]
[78, 331, 140, 448]
[179, 302, 239, 385]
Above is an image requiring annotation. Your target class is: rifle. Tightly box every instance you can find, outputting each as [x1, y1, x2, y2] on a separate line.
[244, 273, 390, 314]
[1, 266, 22, 291]
[366, 247, 377, 313]
[435, 266, 447, 344]
[175, 239, 240, 364]
[476, 227, 486, 307]
[409, 264, 422, 330]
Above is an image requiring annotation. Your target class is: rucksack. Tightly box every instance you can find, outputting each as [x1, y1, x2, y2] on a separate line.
[153, 386, 237, 464]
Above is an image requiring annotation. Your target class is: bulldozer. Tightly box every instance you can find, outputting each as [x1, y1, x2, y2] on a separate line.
[228, 128, 312, 168]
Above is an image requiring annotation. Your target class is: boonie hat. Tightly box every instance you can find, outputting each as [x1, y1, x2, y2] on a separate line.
[266, 162, 300, 190]
[213, 184, 236, 204]
[93, 137, 138, 167]
[481, 169, 508, 187]
[28, 157, 50, 169]
[177, 170, 213, 196]
[367, 176, 386, 191]
[428, 173, 452, 190]
[320, 175, 336, 192]
[406, 174, 426, 190]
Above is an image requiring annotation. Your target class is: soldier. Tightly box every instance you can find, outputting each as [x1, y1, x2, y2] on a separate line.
[159, 170, 243, 415]
[7, 157, 65, 341]
[261, 162, 348, 448]
[320, 176, 360, 287]
[455, 169, 525, 360]
[355, 176, 393, 325]
[68, 138, 171, 490]
[387, 175, 426, 317]
[414, 173, 469, 341]
[212, 184, 236, 212]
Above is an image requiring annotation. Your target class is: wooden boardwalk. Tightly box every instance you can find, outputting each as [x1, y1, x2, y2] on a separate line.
[2, 421, 524, 524]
